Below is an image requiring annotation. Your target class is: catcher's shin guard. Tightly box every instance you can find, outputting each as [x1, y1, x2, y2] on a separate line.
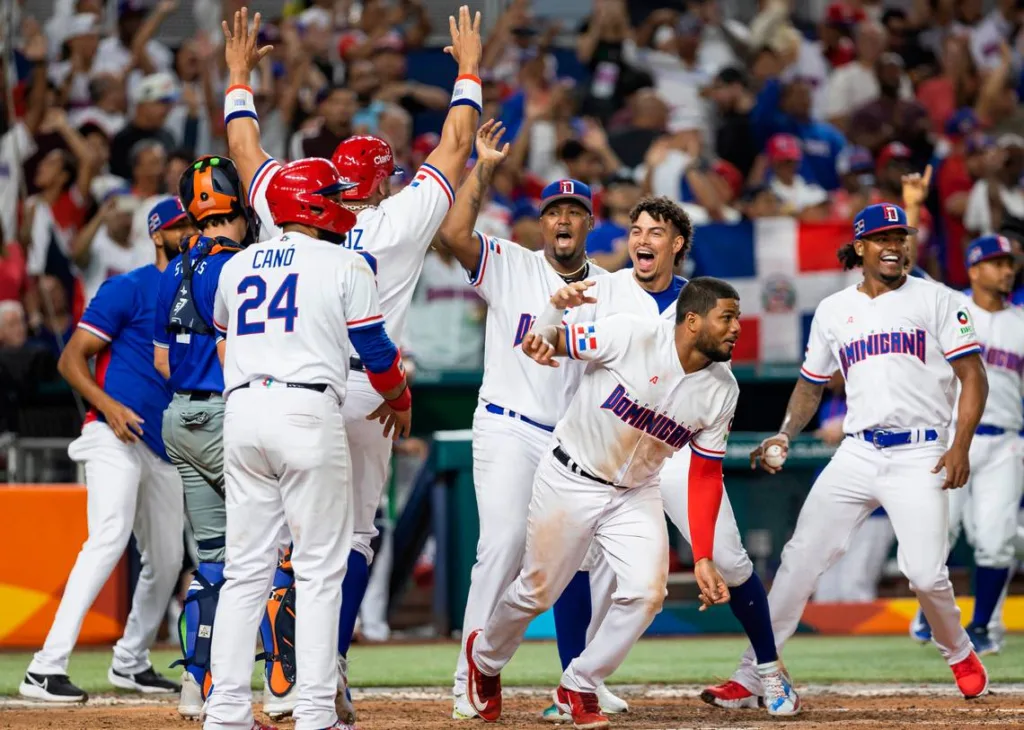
[260, 555, 297, 698]
[171, 561, 224, 699]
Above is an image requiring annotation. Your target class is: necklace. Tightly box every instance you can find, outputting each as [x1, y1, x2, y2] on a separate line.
[557, 258, 591, 283]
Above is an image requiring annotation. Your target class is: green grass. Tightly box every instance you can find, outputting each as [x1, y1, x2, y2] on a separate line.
[2, 635, 1022, 696]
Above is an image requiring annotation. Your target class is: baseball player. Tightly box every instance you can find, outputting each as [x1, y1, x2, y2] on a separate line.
[464, 277, 741, 730]
[220, 9, 480, 719]
[705, 203, 991, 708]
[908, 234, 1024, 655]
[435, 120, 634, 718]
[204, 157, 411, 730]
[152, 156, 258, 718]
[19, 198, 192, 703]
[543, 197, 798, 718]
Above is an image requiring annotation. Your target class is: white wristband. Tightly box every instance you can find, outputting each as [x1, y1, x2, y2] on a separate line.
[450, 74, 483, 114]
[225, 85, 259, 128]
[533, 304, 564, 331]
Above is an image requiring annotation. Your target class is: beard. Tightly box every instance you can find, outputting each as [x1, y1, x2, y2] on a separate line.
[162, 243, 180, 261]
[695, 330, 733, 362]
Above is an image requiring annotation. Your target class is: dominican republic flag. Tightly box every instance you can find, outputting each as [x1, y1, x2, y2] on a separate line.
[689, 218, 860, 363]
[574, 323, 597, 353]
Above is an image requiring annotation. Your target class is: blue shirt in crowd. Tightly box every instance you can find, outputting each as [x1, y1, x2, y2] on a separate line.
[77, 265, 173, 460]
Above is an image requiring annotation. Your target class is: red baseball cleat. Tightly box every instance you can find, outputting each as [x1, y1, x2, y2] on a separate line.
[952, 651, 989, 699]
[466, 630, 502, 721]
[700, 680, 760, 709]
[554, 685, 610, 730]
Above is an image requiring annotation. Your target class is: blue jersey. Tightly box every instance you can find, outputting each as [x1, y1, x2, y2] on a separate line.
[154, 237, 239, 393]
[586, 221, 628, 257]
[77, 265, 174, 460]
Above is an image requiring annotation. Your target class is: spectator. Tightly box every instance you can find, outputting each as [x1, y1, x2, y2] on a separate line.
[937, 114, 986, 287]
[830, 145, 878, 220]
[129, 139, 168, 199]
[964, 134, 1024, 238]
[69, 73, 128, 139]
[0, 300, 28, 349]
[915, 35, 977, 135]
[93, 0, 174, 80]
[481, 0, 558, 89]
[109, 72, 177, 179]
[823, 20, 888, 130]
[163, 149, 193, 198]
[848, 53, 931, 166]
[969, 0, 1023, 72]
[975, 42, 1024, 137]
[586, 173, 642, 271]
[289, 86, 357, 161]
[49, 13, 102, 109]
[510, 201, 542, 249]
[71, 193, 151, 303]
[371, 44, 450, 118]
[752, 75, 845, 190]
[576, 0, 646, 123]
[28, 275, 75, 358]
[737, 184, 782, 219]
[165, 36, 220, 156]
[818, 1, 861, 68]
[0, 219, 28, 303]
[765, 133, 830, 219]
[606, 88, 667, 171]
[705, 67, 758, 180]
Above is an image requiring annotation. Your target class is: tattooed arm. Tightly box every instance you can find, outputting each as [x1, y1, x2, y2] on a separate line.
[750, 378, 826, 474]
[437, 119, 511, 276]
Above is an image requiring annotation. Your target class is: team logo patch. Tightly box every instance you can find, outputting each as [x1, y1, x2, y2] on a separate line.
[957, 311, 969, 325]
[761, 275, 796, 314]
[956, 309, 975, 336]
[573, 324, 597, 353]
[883, 205, 900, 222]
[560, 180, 575, 194]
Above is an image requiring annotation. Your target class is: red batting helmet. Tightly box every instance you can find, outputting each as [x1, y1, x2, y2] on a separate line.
[265, 158, 359, 239]
[332, 135, 405, 200]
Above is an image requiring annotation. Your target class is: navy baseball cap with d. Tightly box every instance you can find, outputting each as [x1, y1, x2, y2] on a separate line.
[148, 196, 189, 235]
[540, 179, 593, 214]
[853, 203, 916, 240]
[965, 234, 1015, 268]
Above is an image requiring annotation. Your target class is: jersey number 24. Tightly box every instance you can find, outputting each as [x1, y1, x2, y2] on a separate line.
[237, 274, 299, 335]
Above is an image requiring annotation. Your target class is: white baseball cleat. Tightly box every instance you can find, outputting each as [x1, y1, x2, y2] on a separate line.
[336, 655, 356, 725]
[177, 672, 203, 720]
[262, 682, 296, 720]
[596, 683, 629, 714]
[759, 663, 801, 716]
[452, 692, 479, 720]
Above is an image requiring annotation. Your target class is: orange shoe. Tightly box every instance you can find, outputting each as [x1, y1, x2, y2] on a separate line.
[700, 680, 760, 709]
[952, 651, 989, 699]
[466, 630, 502, 721]
[554, 685, 610, 730]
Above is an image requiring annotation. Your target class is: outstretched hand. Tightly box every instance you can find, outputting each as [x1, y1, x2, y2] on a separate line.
[550, 280, 597, 310]
[901, 164, 932, 209]
[476, 119, 511, 165]
[444, 5, 482, 71]
[222, 7, 273, 77]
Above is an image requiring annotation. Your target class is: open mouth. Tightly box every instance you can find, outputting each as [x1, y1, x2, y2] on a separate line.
[636, 248, 656, 265]
[880, 252, 901, 264]
[555, 230, 573, 242]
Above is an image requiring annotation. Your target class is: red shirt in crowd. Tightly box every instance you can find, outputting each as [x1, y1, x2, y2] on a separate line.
[0, 242, 26, 302]
[937, 153, 973, 287]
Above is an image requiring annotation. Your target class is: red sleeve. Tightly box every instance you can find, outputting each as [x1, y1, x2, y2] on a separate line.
[687, 452, 724, 562]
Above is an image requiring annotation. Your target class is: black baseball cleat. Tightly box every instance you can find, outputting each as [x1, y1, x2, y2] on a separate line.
[108, 666, 181, 693]
[18, 672, 88, 703]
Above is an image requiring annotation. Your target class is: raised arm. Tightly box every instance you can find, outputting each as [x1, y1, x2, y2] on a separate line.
[437, 119, 511, 275]
[221, 7, 275, 198]
[901, 164, 932, 271]
[419, 6, 483, 187]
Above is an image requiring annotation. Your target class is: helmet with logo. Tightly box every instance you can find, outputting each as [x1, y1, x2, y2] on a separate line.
[265, 158, 359, 243]
[178, 155, 260, 245]
[331, 135, 405, 200]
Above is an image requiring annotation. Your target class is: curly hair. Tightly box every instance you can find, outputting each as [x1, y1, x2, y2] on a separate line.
[837, 242, 863, 270]
[629, 196, 694, 265]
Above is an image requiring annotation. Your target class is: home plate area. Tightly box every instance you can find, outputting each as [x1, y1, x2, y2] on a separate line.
[4, 685, 1024, 730]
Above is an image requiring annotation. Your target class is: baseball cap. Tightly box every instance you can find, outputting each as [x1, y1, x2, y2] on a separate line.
[539, 179, 593, 214]
[148, 196, 189, 234]
[945, 108, 979, 138]
[967, 132, 993, 156]
[965, 234, 1015, 268]
[876, 141, 912, 173]
[836, 145, 874, 175]
[767, 134, 802, 163]
[825, 1, 866, 27]
[134, 72, 180, 105]
[65, 13, 101, 41]
[853, 203, 917, 240]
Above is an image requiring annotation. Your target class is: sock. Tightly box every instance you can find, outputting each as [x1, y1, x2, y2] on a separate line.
[972, 566, 1010, 630]
[553, 571, 592, 671]
[729, 573, 778, 665]
[338, 551, 370, 657]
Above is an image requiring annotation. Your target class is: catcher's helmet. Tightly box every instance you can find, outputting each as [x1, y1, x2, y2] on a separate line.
[178, 155, 259, 245]
[265, 158, 359, 242]
[331, 135, 405, 201]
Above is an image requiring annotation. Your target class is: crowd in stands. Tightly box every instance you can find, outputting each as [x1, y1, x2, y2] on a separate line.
[4, 0, 1024, 388]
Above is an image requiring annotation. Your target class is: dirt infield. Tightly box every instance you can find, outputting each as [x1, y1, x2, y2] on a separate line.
[4, 687, 1024, 729]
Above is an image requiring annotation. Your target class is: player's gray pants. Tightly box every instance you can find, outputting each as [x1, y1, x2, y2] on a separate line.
[163, 392, 226, 563]
[730, 437, 973, 695]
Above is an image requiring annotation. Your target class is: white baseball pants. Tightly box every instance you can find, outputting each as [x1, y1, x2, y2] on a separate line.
[453, 405, 553, 696]
[730, 437, 973, 694]
[343, 375, 393, 563]
[948, 432, 1024, 569]
[205, 387, 351, 730]
[587, 445, 754, 631]
[472, 450, 668, 693]
[814, 513, 896, 602]
[29, 421, 184, 677]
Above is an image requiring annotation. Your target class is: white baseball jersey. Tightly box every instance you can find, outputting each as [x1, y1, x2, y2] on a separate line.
[470, 233, 606, 428]
[569, 268, 686, 324]
[800, 276, 982, 434]
[213, 232, 384, 403]
[248, 157, 455, 344]
[556, 313, 738, 488]
[958, 296, 1024, 431]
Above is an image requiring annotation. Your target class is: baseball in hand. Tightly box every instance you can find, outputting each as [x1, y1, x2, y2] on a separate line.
[763, 444, 786, 469]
